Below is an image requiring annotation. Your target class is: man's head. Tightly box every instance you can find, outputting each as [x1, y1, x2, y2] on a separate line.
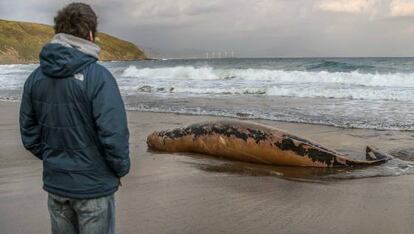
[54, 3, 97, 42]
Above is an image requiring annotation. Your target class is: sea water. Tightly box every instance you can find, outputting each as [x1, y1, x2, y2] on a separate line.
[3, 57, 414, 130]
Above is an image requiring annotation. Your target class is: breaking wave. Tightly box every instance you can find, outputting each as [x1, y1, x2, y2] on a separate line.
[120, 65, 414, 101]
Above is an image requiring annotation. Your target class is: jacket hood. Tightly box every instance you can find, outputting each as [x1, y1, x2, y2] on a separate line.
[39, 33, 100, 78]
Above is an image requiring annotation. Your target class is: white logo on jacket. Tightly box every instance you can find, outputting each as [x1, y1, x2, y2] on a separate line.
[74, 73, 84, 81]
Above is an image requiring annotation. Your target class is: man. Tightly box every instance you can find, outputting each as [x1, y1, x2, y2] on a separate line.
[19, 3, 130, 234]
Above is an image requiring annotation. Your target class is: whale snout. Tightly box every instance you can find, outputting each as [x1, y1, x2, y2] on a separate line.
[146, 131, 163, 150]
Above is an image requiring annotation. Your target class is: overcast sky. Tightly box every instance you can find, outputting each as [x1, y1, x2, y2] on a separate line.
[1, 0, 414, 58]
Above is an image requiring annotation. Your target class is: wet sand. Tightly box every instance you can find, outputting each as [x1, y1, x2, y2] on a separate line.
[1, 101, 414, 233]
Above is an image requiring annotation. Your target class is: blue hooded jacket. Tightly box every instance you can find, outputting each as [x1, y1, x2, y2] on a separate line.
[19, 37, 130, 199]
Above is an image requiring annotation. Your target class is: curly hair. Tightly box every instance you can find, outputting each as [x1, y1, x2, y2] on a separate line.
[54, 3, 98, 41]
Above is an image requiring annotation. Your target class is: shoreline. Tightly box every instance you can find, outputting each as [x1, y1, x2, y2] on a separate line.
[125, 109, 414, 132]
[2, 98, 411, 132]
[2, 101, 414, 233]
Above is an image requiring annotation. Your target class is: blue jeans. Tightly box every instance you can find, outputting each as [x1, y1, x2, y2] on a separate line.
[47, 193, 115, 234]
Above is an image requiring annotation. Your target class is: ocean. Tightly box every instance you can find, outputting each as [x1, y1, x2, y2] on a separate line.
[2, 57, 414, 130]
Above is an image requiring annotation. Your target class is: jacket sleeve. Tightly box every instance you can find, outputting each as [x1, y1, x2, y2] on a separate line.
[19, 74, 42, 159]
[91, 68, 130, 177]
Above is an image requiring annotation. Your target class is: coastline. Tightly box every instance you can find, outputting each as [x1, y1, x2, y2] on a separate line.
[1, 100, 414, 233]
[0, 58, 148, 65]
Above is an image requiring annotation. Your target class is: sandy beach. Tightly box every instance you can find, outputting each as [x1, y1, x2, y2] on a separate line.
[1, 100, 414, 233]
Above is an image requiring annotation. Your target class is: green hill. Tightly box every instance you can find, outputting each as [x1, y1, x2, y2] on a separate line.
[0, 19, 147, 64]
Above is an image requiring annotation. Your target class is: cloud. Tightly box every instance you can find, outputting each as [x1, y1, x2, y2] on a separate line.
[390, 0, 414, 17]
[316, 0, 374, 14]
[2, 0, 414, 57]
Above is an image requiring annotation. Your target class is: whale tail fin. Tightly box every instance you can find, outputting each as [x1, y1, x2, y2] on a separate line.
[365, 146, 393, 162]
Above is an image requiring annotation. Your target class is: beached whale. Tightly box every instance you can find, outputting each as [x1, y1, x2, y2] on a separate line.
[147, 120, 392, 167]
